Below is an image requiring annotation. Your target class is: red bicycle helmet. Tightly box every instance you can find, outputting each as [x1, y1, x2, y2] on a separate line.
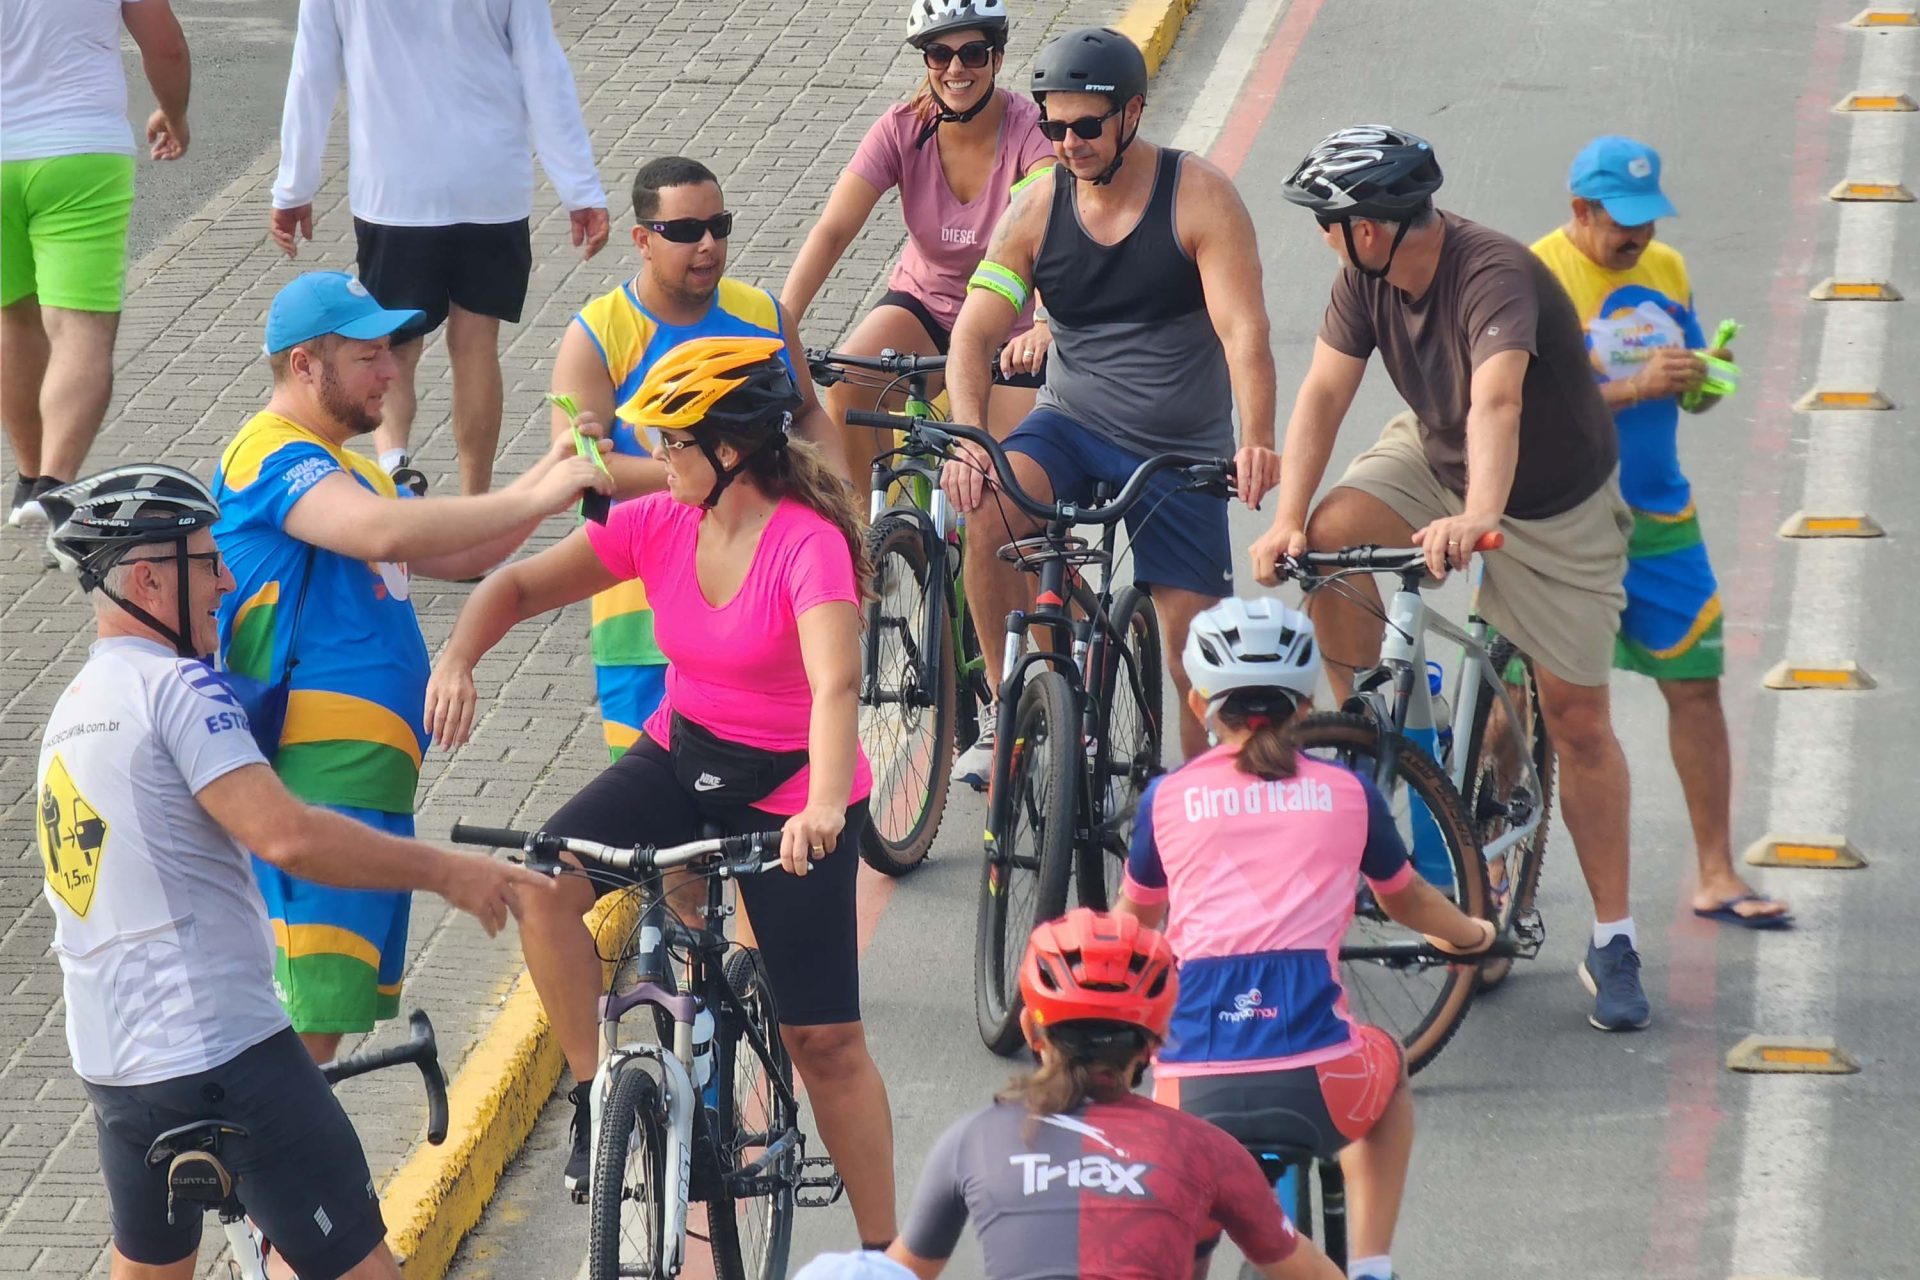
[1020, 908, 1178, 1039]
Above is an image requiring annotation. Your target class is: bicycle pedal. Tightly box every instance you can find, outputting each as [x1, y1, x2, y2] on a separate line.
[570, 1183, 589, 1206]
[795, 1155, 845, 1208]
[1514, 908, 1545, 955]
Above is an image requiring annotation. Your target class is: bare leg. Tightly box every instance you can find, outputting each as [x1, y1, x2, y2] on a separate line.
[1, 297, 50, 479]
[514, 870, 605, 1079]
[37, 306, 118, 479]
[961, 453, 1053, 696]
[1340, 1075, 1414, 1260]
[822, 305, 943, 484]
[1535, 669, 1632, 923]
[374, 335, 426, 464]
[1661, 677, 1786, 918]
[1303, 487, 1418, 701]
[983, 379, 1039, 440]
[298, 1031, 344, 1065]
[109, 1247, 196, 1280]
[1146, 584, 1225, 761]
[445, 304, 503, 495]
[782, 1021, 896, 1244]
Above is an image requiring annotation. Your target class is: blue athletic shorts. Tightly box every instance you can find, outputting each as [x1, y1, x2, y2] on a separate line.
[1002, 407, 1234, 597]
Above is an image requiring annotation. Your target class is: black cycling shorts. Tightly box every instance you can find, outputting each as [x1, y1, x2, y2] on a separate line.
[875, 288, 1045, 389]
[354, 217, 533, 339]
[545, 737, 870, 1026]
[84, 1027, 385, 1278]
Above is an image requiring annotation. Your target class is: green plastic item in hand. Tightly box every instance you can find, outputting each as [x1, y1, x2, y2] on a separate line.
[547, 392, 612, 522]
[1681, 319, 1742, 411]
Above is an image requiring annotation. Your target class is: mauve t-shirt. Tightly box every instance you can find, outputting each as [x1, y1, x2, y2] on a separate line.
[848, 90, 1055, 332]
[1318, 212, 1618, 520]
[585, 494, 872, 815]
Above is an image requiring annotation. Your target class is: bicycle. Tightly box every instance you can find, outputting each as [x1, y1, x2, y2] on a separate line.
[846, 412, 1229, 1055]
[1235, 1143, 1348, 1279]
[807, 348, 991, 877]
[450, 821, 843, 1280]
[141, 1009, 450, 1280]
[1275, 541, 1553, 1073]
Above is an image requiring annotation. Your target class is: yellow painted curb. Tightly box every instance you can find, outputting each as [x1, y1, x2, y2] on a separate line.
[383, 892, 640, 1280]
[1115, 0, 1199, 77]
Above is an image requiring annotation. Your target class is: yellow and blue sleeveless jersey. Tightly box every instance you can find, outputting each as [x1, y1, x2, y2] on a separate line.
[1531, 229, 1705, 516]
[212, 411, 430, 814]
[571, 276, 790, 755]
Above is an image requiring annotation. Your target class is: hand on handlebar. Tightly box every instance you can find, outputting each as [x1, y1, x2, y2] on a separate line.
[1411, 515, 1505, 579]
[1248, 521, 1309, 588]
[940, 439, 997, 514]
[440, 850, 554, 938]
[1425, 916, 1497, 958]
[997, 324, 1052, 380]
[779, 803, 845, 877]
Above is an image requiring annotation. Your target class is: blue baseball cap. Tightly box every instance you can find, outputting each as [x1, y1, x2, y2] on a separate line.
[1568, 136, 1677, 227]
[264, 271, 423, 354]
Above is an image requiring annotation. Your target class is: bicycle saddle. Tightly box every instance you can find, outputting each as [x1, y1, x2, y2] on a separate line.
[144, 1119, 249, 1167]
[1246, 1144, 1320, 1183]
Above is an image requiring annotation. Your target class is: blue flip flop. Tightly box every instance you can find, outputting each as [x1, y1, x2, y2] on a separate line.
[1694, 894, 1795, 930]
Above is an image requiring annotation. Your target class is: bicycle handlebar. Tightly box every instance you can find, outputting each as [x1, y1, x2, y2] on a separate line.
[843, 410, 1234, 525]
[450, 821, 783, 879]
[319, 1009, 450, 1145]
[1279, 531, 1505, 578]
[807, 346, 1009, 387]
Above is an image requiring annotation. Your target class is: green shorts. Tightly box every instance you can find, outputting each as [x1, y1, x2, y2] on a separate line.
[0, 153, 136, 312]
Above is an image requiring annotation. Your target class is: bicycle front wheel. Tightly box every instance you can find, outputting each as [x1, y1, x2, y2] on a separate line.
[709, 948, 796, 1280]
[1462, 639, 1554, 991]
[976, 670, 1078, 1055]
[587, 1062, 666, 1280]
[1294, 713, 1489, 1074]
[858, 514, 955, 875]
[1079, 585, 1162, 909]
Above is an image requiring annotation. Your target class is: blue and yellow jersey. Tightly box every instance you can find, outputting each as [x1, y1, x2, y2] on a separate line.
[570, 277, 790, 750]
[1531, 229, 1705, 516]
[212, 411, 430, 814]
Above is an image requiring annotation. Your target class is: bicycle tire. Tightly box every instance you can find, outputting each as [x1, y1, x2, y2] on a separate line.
[1461, 640, 1553, 992]
[858, 514, 955, 875]
[975, 670, 1078, 1056]
[587, 1061, 667, 1280]
[1294, 712, 1489, 1074]
[1078, 586, 1162, 909]
[709, 948, 796, 1280]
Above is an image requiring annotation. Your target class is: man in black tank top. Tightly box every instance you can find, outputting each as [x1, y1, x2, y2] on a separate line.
[936, 27, 1280, 775]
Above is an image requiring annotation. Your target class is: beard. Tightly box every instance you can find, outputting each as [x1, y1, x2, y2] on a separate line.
[319, 361, 382, 436]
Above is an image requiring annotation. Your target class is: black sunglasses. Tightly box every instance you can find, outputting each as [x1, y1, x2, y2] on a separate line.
[642, 212, 734, 244]
[121, 550, 224, 573]
[923, 39, 996, 70]
[1038, 105, 1123, 143]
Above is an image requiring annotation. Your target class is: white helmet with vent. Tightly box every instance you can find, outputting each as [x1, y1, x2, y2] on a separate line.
[906, 0, 1010, 47]
[1182, 597, 1321, 712]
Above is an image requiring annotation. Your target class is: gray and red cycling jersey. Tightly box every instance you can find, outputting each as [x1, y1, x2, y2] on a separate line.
[900, 1093, 1297, 1278]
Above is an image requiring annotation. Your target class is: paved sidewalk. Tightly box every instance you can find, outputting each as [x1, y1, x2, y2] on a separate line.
[0, 0, 1123, 1273]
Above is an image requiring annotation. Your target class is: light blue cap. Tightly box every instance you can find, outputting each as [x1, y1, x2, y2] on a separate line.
[1568, 135, 1677, 226]
[265, 271, 422, 354]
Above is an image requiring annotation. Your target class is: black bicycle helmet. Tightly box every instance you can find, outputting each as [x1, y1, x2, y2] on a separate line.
[1030, 27, 1148, 186]
[1283, 126, 1445, 279]
[41, 464, 223, 658]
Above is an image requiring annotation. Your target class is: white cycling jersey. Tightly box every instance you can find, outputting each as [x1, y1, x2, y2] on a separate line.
[35, 637, 291, 1086]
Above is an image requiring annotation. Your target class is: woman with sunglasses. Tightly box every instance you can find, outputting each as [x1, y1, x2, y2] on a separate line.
[781, 0, 1056, 478]
[428, 339, 898, 1243]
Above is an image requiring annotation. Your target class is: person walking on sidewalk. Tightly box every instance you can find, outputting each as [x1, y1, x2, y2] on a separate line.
[1533, 135, 1789, 930]
[2, 0, 191, 535]
[212, 270, 610, 1066]
[270, 0, 611, 496]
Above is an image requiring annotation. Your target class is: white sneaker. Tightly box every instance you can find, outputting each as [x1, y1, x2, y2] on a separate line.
[8, 496, 46, 530]
[951, 713, 997, 791]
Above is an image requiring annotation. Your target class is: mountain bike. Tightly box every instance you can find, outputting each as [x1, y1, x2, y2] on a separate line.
[847, 412, 1229, 1055]
[808, 349, 990, 876]
[450, 822, 842, 1280]
[1276, 541, 1552, 1072]
[142, 1009, 450, 1280]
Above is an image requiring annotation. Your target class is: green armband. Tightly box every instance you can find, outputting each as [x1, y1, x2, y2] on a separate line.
[968, 260, 1031, 312]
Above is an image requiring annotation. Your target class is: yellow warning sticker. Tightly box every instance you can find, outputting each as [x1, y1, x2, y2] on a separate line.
[38, 754, 108, 918]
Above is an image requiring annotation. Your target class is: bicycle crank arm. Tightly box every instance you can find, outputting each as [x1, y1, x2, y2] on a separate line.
[727, 1126, 802, 1197]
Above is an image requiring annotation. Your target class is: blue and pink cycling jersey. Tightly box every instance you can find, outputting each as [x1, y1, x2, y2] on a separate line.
[1124, 747, 1414, 1078]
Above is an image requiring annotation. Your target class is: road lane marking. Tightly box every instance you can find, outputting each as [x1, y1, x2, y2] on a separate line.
[1166, 0, 1290, 154]
[1808, 276, 1902, 298]
[1728, 1036, 1861, 1074]
[1777, 511, 1885, 537]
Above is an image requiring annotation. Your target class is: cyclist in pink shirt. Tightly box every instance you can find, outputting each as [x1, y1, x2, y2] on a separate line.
[782, 0, 1057, 477]
[1117, 599, 1493, 1280]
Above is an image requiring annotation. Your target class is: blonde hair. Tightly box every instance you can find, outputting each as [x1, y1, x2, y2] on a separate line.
[716, 428, 873, 595]
[996, 1023, 1149, 1123]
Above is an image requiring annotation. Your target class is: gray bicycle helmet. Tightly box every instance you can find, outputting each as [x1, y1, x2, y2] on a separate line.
[1182, 597, 1320, 722]
[41, 464, 223, 658]
[906, 0, 1009, 48]
[1030, 27, 1148, 185]
[1283, 126, 1445, 279]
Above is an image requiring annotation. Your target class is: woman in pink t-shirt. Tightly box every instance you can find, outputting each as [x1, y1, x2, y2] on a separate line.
[780, 0, 1058, 477]
[426, 339, 899, 1245]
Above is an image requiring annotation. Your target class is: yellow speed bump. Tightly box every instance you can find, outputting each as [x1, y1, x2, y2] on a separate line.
[1793, 387, 1893, 410]
[1836, 92, 1919, 111]
[1850, 6, 1920, 23]
[1745, 834, 1868, 870]
[1763, 660, 1875, 690]
[1810, 277, 1903, 301]
[1727, 1036, 1860, 1075]
[1829, 180, 1915, 201]
[1778, 511, 1885, 538]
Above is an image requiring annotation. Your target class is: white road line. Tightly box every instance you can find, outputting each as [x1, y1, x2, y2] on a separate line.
[1165, 0, 1291, 155]
[1727, 24, 1912, 1278]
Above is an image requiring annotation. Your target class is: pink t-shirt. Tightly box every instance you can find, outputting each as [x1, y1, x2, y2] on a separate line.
[847, 91, 1056, 332]
[585, 494, 873, 815]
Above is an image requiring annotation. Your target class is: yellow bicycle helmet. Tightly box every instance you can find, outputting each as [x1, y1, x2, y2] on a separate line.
[616, 336, 803, 507]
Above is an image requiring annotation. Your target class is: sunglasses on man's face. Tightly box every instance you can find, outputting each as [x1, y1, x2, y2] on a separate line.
[1038, 105, 1122, 143]
[923, 39, 996, 70]
[642, 212, 734, 244]
[121, 550, 225, 575]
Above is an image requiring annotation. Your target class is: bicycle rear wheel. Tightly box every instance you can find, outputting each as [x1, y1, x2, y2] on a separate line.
[1296, 713, 1489, 1074]
[587, 1061, 666, 1280]
[1079, 585, 1162, 909]
[709, 948, 796, 1280]
[976, 671, 1077, 1055]
[858, 514, 955, 875]
[1462, 639, 1553, 990]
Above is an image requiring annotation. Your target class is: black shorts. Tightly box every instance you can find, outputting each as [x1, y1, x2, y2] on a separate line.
[545, 738, 870, 1026]
[354, 217, 533, 339]
[84, 1027, 385, 1278]
[875, 288, 1045, 389]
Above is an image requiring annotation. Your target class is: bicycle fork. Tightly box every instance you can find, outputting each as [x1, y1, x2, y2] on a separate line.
[595, 1042, 699, 1272]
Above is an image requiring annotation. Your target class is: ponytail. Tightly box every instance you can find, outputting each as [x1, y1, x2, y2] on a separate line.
[729, 430, 874, 598]
[1216, 690, 1301, 781]
[997, 1022, 1149, 1133]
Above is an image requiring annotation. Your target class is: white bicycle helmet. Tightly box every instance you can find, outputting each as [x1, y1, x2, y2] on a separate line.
[1183, 597, 1321, 716]
[906, 0, 1010, 48]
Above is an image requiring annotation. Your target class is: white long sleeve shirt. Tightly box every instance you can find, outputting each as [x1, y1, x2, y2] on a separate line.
[271, 0, 606, 226]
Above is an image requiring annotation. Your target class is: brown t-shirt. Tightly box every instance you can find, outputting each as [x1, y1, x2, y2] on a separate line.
[1318, 212, 1617, 520]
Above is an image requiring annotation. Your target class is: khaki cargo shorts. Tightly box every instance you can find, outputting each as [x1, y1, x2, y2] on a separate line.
[1332, 411, 1631, 688]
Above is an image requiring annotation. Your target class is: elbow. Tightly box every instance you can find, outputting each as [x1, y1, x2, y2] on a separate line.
[251, 820, 324, 878]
